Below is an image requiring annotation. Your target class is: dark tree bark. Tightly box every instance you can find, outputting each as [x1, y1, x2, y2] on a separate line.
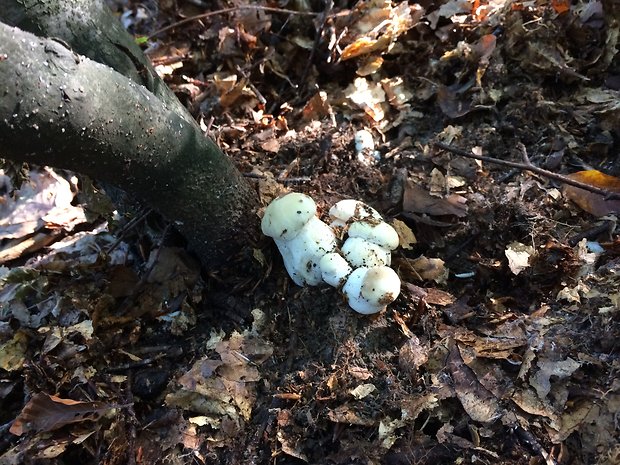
[0, 0, 191, 124]
[0, 21, 259, 267]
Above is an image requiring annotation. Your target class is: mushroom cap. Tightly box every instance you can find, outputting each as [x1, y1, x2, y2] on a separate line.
[348, 220, 399, 250]
[342, 268, 377, 314]
[261, 193, 317, 241]
[342, 236, 391, 268]
[277, 216, 337, 286]
[342, 266, 401, 315]
[360, 266, 401, 305]
[319, 252, 352, 288]
[329, 199, 381, 227]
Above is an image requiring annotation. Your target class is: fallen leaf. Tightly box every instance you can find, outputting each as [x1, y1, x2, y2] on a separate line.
[350, 384, 377, 400]
[511, 388, 560, 428]
[0, 330, 29, 371]
[403, 180, 468, 217]
[345, 77, 387, 122]
[399, 335, 429, 374]
[563, 170, 620, 216]
[10, 393, 113, 435]
[0, 168, 87, 241]
[327, 404, 376, 426]
[407, 255, 447, 282]
[446, 342, 502, 424]
[552, 0, 571, 14]
[391, 219, 417, 249]
[301, 91, 333, 122]
[167, 331, 272, 422]
[530, 357, 581, 400]
[437, 84, 473, 118]
[340, 1, 420, 60]
[505, 242, 535, 275]
[381, 76, 413, 109]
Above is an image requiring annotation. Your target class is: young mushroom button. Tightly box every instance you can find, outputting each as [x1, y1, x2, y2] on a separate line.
[261, 192, 317, 241]
[342, 266, 401, 315]
[261, 193, 337, 286]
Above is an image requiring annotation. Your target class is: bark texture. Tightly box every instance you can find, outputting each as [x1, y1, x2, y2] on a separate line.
[0, 22, 259, 266]
[0, 0, 191, 123]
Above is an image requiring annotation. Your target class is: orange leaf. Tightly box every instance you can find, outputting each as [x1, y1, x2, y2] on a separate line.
[341, 37, 378, 60]
[564, 170, 620, 216]
[552, 0, 570, 14]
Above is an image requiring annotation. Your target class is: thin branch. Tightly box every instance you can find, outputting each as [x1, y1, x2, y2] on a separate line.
[433, 141, 620, 200]
[148, 5, 320, 40]
[298, 0, 333, 94]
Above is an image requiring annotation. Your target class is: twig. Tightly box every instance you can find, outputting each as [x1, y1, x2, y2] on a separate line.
[106, 208, 153, 254]
[106, 348, 182, 372]
[433, 141, 620, 200]
[298, 0, 333, 94]
[243, 172, 311, 183]
[148, 5, 320, 40]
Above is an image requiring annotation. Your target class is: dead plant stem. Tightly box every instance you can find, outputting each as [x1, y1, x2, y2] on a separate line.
[148, 5, 320, 40]
[433, 141, 620, 200]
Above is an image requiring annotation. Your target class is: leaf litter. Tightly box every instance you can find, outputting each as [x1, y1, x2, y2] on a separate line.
[2, 0, 620, 464]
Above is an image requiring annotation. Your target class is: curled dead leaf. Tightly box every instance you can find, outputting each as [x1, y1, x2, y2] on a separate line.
[10, 393, 113, 436]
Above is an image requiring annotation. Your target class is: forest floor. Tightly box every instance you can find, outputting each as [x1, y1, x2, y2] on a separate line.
[1, 1, 620, 464]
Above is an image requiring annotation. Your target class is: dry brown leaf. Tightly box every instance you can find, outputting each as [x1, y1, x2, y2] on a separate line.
[437, 84, 473, 118]
[563, 170, 620, 216]
[403, 180, 468, 217]
[423, 288, 456, 306]
[301, 91, 333, 122]
[399, 335, 428, 373]
[0, 168, 86, 241]
[327, 404, 376, 426]
[408, 255, 447, 282]
[511, 388, 560, 428]
[10, 393, 112, 435]
[340, 1, 420, 61]
[440, 325, 527, 360]
[168, 331, 272, 422]
[446, 342, 502, 424]
[391, 218, 416, 249]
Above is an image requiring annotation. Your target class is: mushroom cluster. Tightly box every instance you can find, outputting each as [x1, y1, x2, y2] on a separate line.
[261, 193, 401, 314]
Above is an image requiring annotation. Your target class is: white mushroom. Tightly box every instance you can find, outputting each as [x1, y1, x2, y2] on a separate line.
[261, 193, 337, 286]
[348, 220, 399, 250]
[342, 266, 401, 314]
[342, 237, 391, 268]
[261, 192, 317, 241]
[329, 199, 382, 228]
[262, 193, 402, 315]
[319, 252, 352, 288]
